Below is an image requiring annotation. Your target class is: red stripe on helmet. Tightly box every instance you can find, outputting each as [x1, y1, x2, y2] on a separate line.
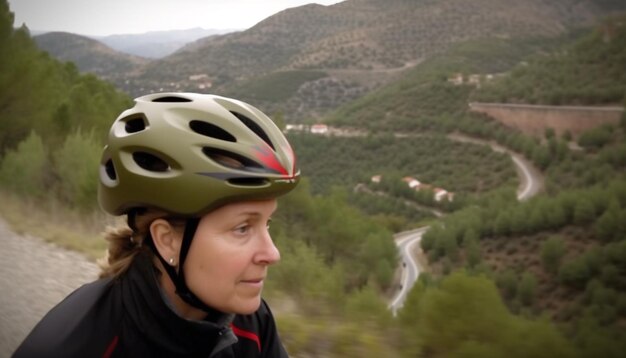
[253, 145, 288, 175]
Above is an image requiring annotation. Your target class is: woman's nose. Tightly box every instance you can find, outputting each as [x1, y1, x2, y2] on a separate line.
[255, 230, 280, 265]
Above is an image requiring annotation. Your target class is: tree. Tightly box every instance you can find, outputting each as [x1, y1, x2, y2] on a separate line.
[270, 238, 344, 315]
[573, 197, 596, 225]
[518, 272, 538, 306]
[442, 230, 459, 259]
[532, 145, 551, 169]
[399, 272, 575, 358]
[53, 130, 101, 208]
[343, 283, 392, 328]
[0, 0, 13, 48]
[464, 229, 482, 268]
[510, 206, 529, 235]
[563, 130, 572, 142]
[621, 97, 626, 130]
[578, 125, 613, 150]
[559, 257, 591, 289]
[0, 131, 48, 197]
[528, 200, 548, 231]
[497, 269, 518, 299]
[546, 201, 567, 229]
[594, 200, 622, 242]
[541, 236, 566, 274]
[574, 315, 626, 358]
[494, 211, 512, 236]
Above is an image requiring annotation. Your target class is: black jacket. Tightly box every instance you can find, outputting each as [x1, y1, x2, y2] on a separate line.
[13, 253, 289, 357]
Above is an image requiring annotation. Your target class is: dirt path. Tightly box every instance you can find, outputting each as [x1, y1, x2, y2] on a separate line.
[0, 218, 99, 358]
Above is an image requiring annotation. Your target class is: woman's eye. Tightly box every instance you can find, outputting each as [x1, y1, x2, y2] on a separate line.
[266, 219, 272, 230]
[234, 224, 250, 235]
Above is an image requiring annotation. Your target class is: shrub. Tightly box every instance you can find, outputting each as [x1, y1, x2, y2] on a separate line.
[53, 130, 101, 209]
[559, 257, 591, 289]
[578, 125, 613, 150]
[541, 236, 566, 274]
[0, 131, 48, 197]
[518, 272, 538, 306]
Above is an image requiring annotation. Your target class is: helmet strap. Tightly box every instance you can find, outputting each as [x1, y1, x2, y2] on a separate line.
[146, 217, 223, 320]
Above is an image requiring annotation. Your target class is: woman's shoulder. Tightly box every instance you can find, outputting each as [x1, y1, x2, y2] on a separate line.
[12, 277, 122, 358]
[228, 299, 288, 357]
[231, 298, 274, 330]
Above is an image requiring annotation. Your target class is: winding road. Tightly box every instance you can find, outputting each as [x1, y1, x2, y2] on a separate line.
[388, 228, 428, 315]
[446, 133, 543, 201]
[387, 134, 543, 314]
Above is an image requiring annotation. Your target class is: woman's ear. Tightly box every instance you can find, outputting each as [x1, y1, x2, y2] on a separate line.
[150, 219, 182, 266]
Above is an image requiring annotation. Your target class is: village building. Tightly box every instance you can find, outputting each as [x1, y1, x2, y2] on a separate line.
[402, 177, 421, 189]
[310, 124, 329, 134]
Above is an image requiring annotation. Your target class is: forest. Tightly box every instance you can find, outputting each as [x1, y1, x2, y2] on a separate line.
[1, 0, 626, 356]
[472, 16, 626, 106]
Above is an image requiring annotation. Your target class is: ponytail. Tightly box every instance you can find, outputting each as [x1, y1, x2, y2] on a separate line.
[98, 225, 145, 278]
[98, 210, 168, 278]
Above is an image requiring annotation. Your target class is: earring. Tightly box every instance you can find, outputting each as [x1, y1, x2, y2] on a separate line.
[168, 258, 175, 266]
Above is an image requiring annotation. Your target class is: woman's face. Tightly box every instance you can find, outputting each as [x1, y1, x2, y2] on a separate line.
[183, 199, 280, 315]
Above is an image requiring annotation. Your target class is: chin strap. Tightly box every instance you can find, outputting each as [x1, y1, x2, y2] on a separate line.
[142, 216, 223, 319]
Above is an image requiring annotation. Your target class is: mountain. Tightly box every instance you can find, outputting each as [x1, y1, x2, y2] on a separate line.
[144, 0, 620, 79]
[472, 16, 626, 106]
[33, 32, 148, 81]
[130, 0, 626, 121]
[31, 0, 626, 123]
[92, 27, 238, 59]
[0, 3, 131, 156]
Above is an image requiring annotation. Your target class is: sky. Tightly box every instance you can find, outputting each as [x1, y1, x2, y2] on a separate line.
[8, 0, 345, 36]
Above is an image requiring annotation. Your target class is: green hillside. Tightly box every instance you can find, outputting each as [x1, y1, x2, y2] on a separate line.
[227, 70, 327, 102]
[0, 1, 131, 207]
[287, 133, 517, 229]
[327, 34, 582, 131]
[130, 0, 625, 123]
[34, 32, 148, 80]
[30, 0, 626, 125]
[291, 17, 626, 355]
[418, 125, 626, 357]
[473, 16, 626, 105]
[3, 0, 626, 356]
[0, 0, 398, 324]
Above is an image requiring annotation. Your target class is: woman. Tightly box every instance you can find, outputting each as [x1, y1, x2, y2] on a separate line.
[13, 92, 300, 357]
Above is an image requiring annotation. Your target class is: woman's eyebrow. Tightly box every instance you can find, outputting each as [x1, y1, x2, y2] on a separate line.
[235, 212, 262, 218]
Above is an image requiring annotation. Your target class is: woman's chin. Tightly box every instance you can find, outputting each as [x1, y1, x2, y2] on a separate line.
[231, 297, 262, 315]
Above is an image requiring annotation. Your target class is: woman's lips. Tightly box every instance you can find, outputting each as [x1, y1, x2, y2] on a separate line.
[240, 278, 264, 288]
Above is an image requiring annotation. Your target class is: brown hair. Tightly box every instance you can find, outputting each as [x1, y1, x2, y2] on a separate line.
[98, 210, 177, 278]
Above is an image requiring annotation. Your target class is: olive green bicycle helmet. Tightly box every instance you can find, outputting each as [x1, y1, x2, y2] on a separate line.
[98, 92, 299, 217]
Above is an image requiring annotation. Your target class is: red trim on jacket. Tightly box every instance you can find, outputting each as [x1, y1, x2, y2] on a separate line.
[230, 323, 261, 352]
[102, 335, 119, 358]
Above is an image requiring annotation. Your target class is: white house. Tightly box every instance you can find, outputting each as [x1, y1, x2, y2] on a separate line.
[402, 177, 421, 189]
[311, 124, 329, 134]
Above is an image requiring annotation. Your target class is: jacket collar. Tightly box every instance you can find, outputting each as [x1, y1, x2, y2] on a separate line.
[121, 252, 235, 355]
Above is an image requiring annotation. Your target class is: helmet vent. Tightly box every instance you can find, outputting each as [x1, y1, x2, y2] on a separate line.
[152, 96, 192, 103]
[133, 151, 170, 172]
[104, 159, 117, 180]
[202, 147, 263, 171]
[125, 117, 147, 133]
[228, 177, 269, 187]
[230, 111, 275, 150]
[189, 120, 236, 142]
